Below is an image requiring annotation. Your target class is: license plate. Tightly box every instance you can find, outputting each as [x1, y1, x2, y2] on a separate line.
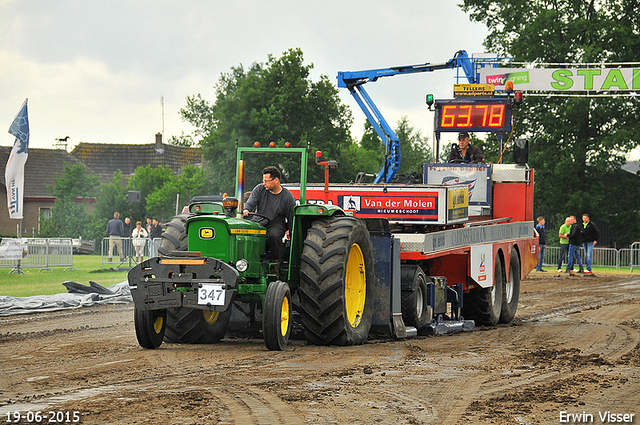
[198, 284, 225, 306]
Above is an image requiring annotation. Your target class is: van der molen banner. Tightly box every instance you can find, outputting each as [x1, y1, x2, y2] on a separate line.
[479, 67, 640, 92]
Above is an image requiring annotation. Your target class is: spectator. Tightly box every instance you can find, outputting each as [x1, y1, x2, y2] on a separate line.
[535, 216, 547, 272]
[106, 212, 124, 262]
[148, 218, 163, 258]
[146, 217, 152, 234]
[566, 215, 584, 274]
[557, 217, 572, 273]
[131, 221, 148, 263]
[122, 217, 132, 259]
[581, 214, 600, 275]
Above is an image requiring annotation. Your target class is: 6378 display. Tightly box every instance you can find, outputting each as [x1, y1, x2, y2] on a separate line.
[434, 99, 512, 133]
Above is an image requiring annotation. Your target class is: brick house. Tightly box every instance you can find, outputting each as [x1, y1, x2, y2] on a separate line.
[0, 146, 88, 236]
[1, 136, 204, 236]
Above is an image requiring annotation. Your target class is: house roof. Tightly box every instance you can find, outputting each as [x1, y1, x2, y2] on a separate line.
[0, 146, 85, 198]
[71, 142, 204, 184]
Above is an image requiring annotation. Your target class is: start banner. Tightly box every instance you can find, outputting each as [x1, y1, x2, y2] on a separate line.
[479, 67, 640, 92]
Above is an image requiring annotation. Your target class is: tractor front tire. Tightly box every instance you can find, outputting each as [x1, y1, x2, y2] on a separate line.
[164, 307, 231, 344]
[462, 256, 504, 326]
[263, 280, 292, 351]
[134, 308, 167, 349]
[299, 217, 374, 346]
[158, 213, 191, 255]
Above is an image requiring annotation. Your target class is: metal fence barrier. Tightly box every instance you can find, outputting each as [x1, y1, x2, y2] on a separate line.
[100, 237, 161, 269]
[543, 245, 637, 271]
[0, 238, 76, 273]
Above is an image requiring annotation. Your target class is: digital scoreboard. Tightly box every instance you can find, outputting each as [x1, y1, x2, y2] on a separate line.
[434, 99, 512, 133]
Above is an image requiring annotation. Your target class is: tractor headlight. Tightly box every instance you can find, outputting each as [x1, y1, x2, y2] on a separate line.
[235, 259, 249, 272]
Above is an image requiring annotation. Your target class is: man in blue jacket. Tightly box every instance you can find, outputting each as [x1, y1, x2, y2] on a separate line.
[535, 216, 547, 272]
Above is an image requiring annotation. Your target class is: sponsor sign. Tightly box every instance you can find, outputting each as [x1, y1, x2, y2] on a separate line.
[0, 238, 25, 261]
[471, 244, 493, 288]
[453, 83, 495, 97]
[285, 184, 469, 225]
[479, 67, 640, 92]
[424, 163, 491, 207]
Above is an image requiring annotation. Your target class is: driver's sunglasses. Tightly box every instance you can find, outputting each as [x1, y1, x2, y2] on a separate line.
[263, 178, 274, 183]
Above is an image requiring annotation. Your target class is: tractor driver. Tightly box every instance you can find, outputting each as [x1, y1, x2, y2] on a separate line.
[243, 166, 296, 260]
[448, 131, 485, 163]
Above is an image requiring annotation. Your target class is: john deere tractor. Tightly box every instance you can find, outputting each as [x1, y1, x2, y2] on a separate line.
[128, 146, 377, 350]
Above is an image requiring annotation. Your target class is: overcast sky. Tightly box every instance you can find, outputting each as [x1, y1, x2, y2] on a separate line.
[0, 0, 489, 152]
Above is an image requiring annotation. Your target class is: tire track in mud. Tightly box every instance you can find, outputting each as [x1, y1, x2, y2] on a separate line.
[215, 386, 304, 425]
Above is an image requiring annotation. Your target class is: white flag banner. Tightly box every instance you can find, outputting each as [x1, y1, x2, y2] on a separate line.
[5, 99, 29, 219]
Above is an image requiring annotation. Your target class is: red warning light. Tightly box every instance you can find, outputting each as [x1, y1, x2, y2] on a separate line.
[269, 142, 276, 147]
[253, 142, 260, 147]
[284, 142, 291, 148]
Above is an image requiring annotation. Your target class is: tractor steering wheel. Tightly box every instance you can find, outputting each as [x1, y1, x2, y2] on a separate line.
[245, 213, 270, 227]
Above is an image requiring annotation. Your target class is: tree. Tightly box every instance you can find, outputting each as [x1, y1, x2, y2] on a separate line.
[125, 165, 176, 222]
[39, 163, 99, 239]
[90, 170, 130, 242]
[145, 166, 215, 220]
[394, 116, 433, 175]
[178, 48, 356, 192]
[462, 0, 640, 245]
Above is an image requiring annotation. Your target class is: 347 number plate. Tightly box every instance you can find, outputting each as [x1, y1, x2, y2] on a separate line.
[198, 284, 225, 306]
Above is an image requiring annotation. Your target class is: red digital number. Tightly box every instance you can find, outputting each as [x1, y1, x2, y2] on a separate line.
[441, 105, 456, 127]
[488, 104, 505, 127]
[439, 103, 505, 129]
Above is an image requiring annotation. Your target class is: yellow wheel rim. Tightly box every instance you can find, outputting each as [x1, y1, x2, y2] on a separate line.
[345, 243, 366, 328]
[153, 316, 164, 334]
[203, 310, 220, 325]
[280, 295, 290, 336]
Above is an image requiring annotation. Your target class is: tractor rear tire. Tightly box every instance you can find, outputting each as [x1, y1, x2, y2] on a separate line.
[401, 266, 432, 328]
[500, 249, 521, 323]
[164, 307, 231, 344]
[299, 216, 374, 346]
[263, 280, 292, 351]
[134, 308, 167, 349]
[158, 213, 191, 255]
[462, 255, 504, 326]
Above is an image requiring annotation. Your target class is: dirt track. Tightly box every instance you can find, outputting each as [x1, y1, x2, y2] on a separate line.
[1, 272, 639, 425]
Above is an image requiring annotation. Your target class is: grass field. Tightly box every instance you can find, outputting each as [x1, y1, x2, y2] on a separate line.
[0, 255, 130, 298]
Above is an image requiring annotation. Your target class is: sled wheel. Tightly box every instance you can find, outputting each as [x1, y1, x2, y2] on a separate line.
[164, 307, 231, 344]
[158, 213, 191, 255]
[299, 216, 374, 346]
[263, 280, 292, 351]
[134, 308, 167, 349]
[500, 249, 521, 323]
[462, 255, 504, 326]
[401, 266, 432, 328]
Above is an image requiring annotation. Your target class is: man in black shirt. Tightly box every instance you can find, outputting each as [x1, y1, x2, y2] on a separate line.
[566, 215, 584, 274]
[243, 166, 296, 260]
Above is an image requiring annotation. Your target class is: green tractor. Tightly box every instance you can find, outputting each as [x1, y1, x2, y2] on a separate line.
[128, 147, 377, 350]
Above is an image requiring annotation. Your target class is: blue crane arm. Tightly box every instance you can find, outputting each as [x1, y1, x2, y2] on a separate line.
[338, 50, 477, 183]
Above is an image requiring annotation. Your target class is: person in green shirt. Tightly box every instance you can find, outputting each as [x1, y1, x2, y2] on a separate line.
[557, 217, 572, 273]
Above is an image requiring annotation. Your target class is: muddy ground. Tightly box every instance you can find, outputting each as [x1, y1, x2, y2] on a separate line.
[1, 271, 639, 425]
